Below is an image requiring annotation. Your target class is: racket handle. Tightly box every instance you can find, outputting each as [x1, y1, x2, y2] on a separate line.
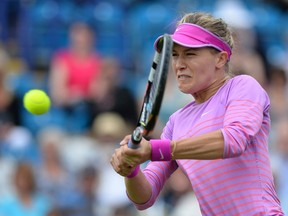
[128, 127, 143, 149]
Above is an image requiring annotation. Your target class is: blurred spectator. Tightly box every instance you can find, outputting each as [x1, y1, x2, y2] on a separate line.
[267, 66, 288, 123]
[166, 169, 201, 216]
[283, 28, 288, 74]
[91, 112, 138, 216]
[0, 47, 37, 161]
[230, 45, 267, 87]
[272, 118, 288, 215]
[0, 156, 16, 198]
[34, 127, 79, 215]
[91, 112, 129, 145]
[214, 0, 268, 88]
[0, 44, 21, 126]
[0, 117, 37, 162]
[112, 205, 136, 216]
[0, 162, 50, 216]
[90, 57, 138, 128]
[49, 21, 102, 133]
[46, 208, 63, 216]
[71, 165, 99, 216]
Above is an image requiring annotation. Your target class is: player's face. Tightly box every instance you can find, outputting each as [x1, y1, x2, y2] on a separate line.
[172, 44, 224, 95]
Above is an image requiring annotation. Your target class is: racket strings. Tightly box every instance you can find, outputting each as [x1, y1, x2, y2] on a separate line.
[149, 62, 162, 110]
[140, 35, 172, 131]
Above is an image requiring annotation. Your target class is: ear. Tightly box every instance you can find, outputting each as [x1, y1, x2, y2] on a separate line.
[215, 51, 229, 69]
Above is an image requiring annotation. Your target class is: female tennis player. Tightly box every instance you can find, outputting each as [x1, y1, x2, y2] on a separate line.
[110, 12, 284, 215]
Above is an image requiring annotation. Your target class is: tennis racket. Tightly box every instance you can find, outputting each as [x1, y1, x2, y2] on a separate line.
[128, 34, 173, 149]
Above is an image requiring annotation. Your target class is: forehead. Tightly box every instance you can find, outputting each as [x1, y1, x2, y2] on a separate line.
[173, 43, 196, 51]
[172, 43, 205, 52]
[172, 43, 219, 54]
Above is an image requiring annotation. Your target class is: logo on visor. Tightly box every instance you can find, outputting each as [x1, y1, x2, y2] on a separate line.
[175, 26, 184, 32]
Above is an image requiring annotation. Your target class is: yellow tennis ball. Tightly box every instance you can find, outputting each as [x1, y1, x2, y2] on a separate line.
[23, 89, 51, 115]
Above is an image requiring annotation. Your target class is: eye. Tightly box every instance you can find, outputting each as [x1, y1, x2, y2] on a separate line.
[186, 52, 196, 56]
[172, 52, 179, 57]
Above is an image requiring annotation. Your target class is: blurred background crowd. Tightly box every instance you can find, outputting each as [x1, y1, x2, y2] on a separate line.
[0, 0, 288, 215]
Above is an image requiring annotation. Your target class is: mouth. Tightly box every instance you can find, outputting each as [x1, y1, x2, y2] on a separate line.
[178, 74, 191, 81]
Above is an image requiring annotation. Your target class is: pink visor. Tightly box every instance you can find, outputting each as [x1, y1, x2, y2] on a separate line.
[154, 23, 232, 60]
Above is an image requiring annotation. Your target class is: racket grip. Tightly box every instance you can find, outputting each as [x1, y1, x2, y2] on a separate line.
[128, 127, 143, 149]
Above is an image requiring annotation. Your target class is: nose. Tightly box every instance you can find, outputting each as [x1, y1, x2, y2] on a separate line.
[173, 57, 187, 72]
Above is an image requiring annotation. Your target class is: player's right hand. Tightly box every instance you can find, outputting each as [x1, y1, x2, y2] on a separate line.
[110, 135, 151, 177]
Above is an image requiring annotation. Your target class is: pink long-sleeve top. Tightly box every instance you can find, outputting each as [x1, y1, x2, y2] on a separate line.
[132, 75, 284, 216]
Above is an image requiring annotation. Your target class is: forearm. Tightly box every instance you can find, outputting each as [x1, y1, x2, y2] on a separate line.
[125, 170, 152, 204]
[172, 130, 224, 160]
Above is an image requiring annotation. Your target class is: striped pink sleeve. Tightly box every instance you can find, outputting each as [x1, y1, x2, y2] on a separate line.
[133, 160, 178, 210]
[221, 75, 270, 158]
[132, 114, 178, 210]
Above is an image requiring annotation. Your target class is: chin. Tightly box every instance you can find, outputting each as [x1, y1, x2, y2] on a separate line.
[178, 83, 195, 94]
[179, 88, 192, 95]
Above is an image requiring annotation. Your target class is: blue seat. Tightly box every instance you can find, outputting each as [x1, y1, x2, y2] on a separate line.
[126, 2, 175, 75]
[92, 2, 126, 59]
[0, 0, 8, 41]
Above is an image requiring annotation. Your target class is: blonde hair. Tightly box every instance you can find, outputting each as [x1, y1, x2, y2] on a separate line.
[177, 12, 234, 50]
[176, 12, 234, 73]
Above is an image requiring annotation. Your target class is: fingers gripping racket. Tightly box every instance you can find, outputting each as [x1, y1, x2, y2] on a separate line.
[128, 34, 173, 149]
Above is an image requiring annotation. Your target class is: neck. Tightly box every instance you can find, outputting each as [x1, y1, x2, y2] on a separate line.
[18, 192, 32, 207]
[71, 46, 91, 58]
[193, 76, 230, 103]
